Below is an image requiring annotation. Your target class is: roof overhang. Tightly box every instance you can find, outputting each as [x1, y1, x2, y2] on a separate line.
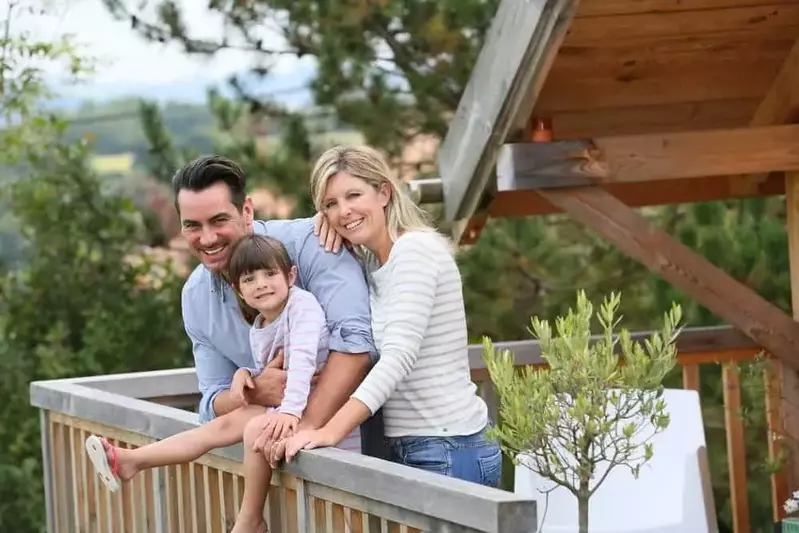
[436, 0, 580, 243]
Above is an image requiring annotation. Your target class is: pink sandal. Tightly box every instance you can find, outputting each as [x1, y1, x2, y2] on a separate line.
[85, 435, 121, 492]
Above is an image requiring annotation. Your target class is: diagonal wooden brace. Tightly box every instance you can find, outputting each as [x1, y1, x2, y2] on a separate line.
[538, 186, 799, 371]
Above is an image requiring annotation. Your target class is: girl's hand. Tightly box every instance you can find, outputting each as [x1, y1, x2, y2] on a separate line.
[252, 412, 297, 452]
[283, 428, 337, 463]
[231, 368, 255, 405]
[270, 413, 299, 441]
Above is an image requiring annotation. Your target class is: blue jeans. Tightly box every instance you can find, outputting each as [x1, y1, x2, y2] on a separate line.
[387, 426, 502, 487]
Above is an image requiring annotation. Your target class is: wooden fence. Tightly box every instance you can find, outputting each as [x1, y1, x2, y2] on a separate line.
[31, 377, 536, 533]
[31, 325, 783, 533]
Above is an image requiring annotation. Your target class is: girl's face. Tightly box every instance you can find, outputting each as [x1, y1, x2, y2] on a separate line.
[237, 266, 296, 320]
[321, 171, 390, 248]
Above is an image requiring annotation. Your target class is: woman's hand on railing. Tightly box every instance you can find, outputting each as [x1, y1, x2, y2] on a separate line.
[282, 427, 337, 463]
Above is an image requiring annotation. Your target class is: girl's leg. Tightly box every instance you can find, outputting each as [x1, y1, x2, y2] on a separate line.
[87, 405, 267, 489]
[231, 413, 275, 533]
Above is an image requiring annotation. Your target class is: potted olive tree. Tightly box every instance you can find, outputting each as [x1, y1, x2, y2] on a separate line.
[483, 291, 682, 533]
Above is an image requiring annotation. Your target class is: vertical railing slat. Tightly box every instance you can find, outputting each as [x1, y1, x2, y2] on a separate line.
[723, 362, 750, 533]
[39, 412, 56, 533]
[296, 479, 308, 533]
[129, 443, 139, 533]
[69, 426, 80, 532]
[176, 464, 186, 533]
[79, 428, 92, 532]
[189, 463, 199, 533]
[682, 364, 700, 392]
[764, 358, 791, 523]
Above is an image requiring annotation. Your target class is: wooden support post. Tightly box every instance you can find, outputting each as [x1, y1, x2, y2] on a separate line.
[757, 37, 799, 520]
[682, 365, 700, 392]
[537, 186, 799, 371]
[437, 0, 581, 239]
[780, 171, 799, 513]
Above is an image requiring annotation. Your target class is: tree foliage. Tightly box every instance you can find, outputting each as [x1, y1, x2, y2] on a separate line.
[484, 291, 681, 533]
[0, 4, 192, 530]
[101, 0, 498, 156]
[139, 88, 328, 219]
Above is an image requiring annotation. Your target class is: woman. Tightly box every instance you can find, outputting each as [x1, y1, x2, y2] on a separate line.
[255, 144, 501, 487]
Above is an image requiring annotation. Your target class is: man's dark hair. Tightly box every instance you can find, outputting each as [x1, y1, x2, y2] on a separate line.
[172, 155, 247, 211]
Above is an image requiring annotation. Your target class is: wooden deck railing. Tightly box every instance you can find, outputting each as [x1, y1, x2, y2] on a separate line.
[468, 325, 784, 533]
[31, 324, 782, 533]
[30, 375, 537, 533]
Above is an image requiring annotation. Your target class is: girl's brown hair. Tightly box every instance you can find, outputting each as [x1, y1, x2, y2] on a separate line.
[226, 234, 293, 323]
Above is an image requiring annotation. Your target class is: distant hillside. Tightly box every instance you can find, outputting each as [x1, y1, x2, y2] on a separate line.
[62, 98, 361, 176]
[63, 99, 216, 167]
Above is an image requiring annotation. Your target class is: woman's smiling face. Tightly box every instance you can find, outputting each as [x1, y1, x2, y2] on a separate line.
[321, 171, 390, 248]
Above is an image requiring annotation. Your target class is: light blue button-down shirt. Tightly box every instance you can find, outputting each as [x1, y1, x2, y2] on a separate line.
[181, 218, 377, 423]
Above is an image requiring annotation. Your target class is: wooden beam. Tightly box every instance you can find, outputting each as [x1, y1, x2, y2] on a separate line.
[488, 172, 785, 217]
[565, 3, 799, 48]
[437, 0, 580, 235]
[752, 37, 799, 126]
[736, 38, 799, 198]
[535, 186, 799, 371]
[495, 124, 799, 191]
[547, 98, 759, 139]
[576, 0, 799, 18]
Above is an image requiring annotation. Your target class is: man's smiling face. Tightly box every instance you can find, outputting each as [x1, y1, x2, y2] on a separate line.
[177, 181, 254, 275]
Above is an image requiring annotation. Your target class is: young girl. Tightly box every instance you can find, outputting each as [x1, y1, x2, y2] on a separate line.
[85, 234, 358, 525]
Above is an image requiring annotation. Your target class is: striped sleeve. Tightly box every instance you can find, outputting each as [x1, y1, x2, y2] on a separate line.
[279, 290, 325, 418]
[350, 235, 440, 414]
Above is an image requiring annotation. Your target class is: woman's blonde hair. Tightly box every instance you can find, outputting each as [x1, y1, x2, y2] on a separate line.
[309, 145, 438, 260]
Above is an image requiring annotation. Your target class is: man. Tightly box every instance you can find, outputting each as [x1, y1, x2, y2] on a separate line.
[173, 155, 384, 457]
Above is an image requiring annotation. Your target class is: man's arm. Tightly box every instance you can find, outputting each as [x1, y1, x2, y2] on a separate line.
[211, 359, 288, 416]
[294, 227, 376, 430]
[299, 353, 370, 430]
[184, 315, 240, 423]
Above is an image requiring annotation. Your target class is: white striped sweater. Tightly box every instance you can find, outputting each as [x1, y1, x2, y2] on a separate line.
[350, 231, 488, 438]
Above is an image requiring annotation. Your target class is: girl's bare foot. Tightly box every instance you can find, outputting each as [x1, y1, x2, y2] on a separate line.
[85, 435, 141, 492]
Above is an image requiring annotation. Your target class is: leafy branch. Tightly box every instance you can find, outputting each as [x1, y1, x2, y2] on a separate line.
[483, 291, 681, 533]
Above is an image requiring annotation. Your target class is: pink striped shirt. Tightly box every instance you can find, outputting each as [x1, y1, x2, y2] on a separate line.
[249, 286, 361, 453]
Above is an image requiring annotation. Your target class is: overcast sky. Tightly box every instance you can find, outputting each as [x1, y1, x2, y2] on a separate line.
[15, 0, 314, 104]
